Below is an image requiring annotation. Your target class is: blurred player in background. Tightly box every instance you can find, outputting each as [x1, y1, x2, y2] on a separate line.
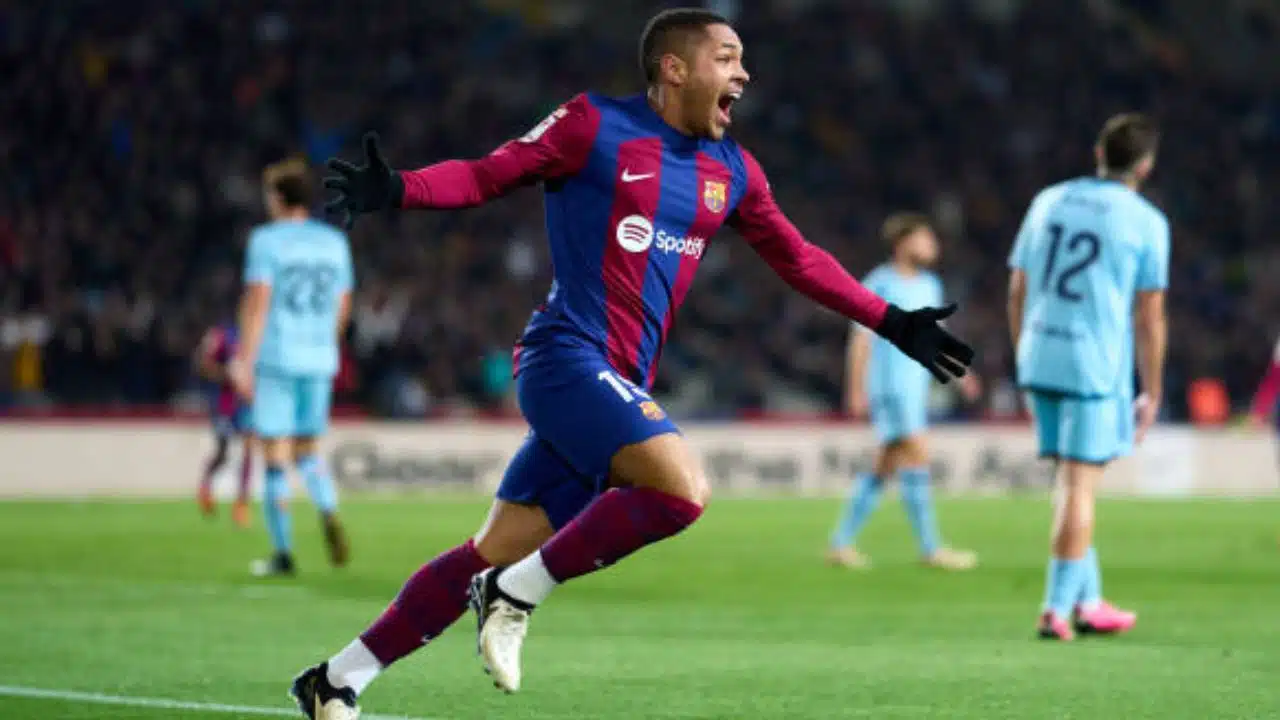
[290, 8, 973, 718]
[1248, 342, 1280, 491]
[828, 213, 979, 571]
[195, 320, 254, 526]
[1008, 114, 1167, 641]
[229, 158, 354, 578]
[1249, 340, 1280, 435]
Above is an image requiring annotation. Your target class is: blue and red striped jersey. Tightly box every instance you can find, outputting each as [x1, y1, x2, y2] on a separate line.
[521, 93, 753, 387]
[199, 323, 243, 415]
[400, 93, 888, 390]
[211, 323, 239, 366]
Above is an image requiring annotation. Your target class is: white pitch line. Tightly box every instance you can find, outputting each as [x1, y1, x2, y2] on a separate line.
[0, 685, 437, 720]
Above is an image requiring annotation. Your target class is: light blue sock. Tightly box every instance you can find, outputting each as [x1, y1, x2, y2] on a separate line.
[297, 454, 338, 515]
[899, 467, 941, 557]
[830, 473, 883, 548]
[1043, 556, 1088, 618]
[262, 466, 293, 554]
[1078, 547, 1102, 608]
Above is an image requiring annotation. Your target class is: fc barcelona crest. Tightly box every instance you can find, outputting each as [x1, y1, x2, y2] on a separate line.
[703, 181, 727, 214]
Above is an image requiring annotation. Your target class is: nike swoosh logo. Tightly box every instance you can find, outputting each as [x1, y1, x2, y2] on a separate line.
[621, 169, 655, 183]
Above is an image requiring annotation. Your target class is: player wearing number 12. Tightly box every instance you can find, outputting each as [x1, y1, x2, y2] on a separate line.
[230, 159, 354, 578]
[1008, 114, 1169, 641]
[288, 9, 973, 719]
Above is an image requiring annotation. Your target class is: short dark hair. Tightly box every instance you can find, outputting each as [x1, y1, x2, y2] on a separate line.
[882, 212, 932, 250]
[1097, 113, 1159, 174]
[639, 7, 731, 85]
[262, 157, 313, 208]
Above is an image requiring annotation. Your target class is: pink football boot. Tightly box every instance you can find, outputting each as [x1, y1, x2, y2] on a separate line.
[1074, 601, 1137, 635]
[1037, 610, 1075, 641]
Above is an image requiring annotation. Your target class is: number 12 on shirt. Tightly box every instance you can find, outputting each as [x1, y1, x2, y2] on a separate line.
[1041, 223, 1101, 302]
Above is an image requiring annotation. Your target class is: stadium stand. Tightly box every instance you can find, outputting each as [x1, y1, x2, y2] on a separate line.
[3, 0, 1279, 420]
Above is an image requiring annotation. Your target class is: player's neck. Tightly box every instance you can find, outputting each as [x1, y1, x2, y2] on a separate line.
[1097, 169, 1140, 190]
[646, 87, 696, 137]
[273, 209, 311, 223]
[891, 259, 920, 276]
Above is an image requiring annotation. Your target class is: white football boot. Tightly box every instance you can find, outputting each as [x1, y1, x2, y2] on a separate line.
[469, 568, 533, 693]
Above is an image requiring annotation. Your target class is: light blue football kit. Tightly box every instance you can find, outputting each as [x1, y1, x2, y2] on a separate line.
[243, 218, 352, 557]
[830, 265, 947, 558]
[1009, 177, 1170, 464]
[861, 265, 944, 444]
[244, 218, 353, 439]
[1011, 176, 1169, 620]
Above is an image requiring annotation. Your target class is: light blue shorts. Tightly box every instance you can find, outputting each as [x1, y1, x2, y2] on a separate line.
[252, 371, 334, 439]
[1028, 391, 1133, 465]
[869, 392, 928, 445]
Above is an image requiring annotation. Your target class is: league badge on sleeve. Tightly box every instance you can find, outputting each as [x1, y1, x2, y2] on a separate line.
[703, 180, 727, 214]
[520, 107, 568, 144]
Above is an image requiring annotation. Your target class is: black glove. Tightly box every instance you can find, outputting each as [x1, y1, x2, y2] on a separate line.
[875, 303, 975, 383]
[323, 133, 405, 229]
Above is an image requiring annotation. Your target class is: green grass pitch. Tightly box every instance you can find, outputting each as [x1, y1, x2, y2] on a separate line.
[1, 497, 1278, 719]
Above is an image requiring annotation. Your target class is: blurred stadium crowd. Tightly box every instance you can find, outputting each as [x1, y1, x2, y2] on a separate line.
[4, 0, 1280, 419]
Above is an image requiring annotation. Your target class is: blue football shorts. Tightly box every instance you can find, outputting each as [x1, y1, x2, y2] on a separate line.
[496, 339, 679, 529]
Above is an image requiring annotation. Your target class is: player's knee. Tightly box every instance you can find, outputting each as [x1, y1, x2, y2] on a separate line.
[885, 436, 927, 469]
[292, 437, 318, 462]
[901, 445, 928, 468]
[691, 472, 712, 507]
[261, 439, 290, 467]
[611, 434, 709, 506]
[648, 464, 709, 507]
[680, 472, 711, 508]
[1060, 462, 1101, 499]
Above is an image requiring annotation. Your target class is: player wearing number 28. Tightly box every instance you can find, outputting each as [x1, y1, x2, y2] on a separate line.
[1008, 114, 1169, 641]
[287, 9, 974, 719]
[230, 158, 354, 578]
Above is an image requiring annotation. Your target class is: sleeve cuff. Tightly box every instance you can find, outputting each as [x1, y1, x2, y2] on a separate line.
[874, 303, 904, 343]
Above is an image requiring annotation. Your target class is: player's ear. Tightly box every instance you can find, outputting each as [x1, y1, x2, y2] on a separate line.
[660, 53, 689, 86]
[1136, 153, 1155, 179]
[1093, 144, 1104, 168]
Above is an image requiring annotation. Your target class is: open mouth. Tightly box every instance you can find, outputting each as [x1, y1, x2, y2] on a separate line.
[716, 90, 742, 126]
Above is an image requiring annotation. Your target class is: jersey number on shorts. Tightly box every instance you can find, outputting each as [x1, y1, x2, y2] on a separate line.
[1041, 223, 1101, 302]
[280, 263, 338, 314]
[597, 370, 651, 403]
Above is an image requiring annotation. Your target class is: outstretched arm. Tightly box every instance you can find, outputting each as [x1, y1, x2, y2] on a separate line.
[728, 152, 887, 328]
[325, 95, 600, 226]
[729, 149, 973, 382]
[400, 98, 599, 209]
